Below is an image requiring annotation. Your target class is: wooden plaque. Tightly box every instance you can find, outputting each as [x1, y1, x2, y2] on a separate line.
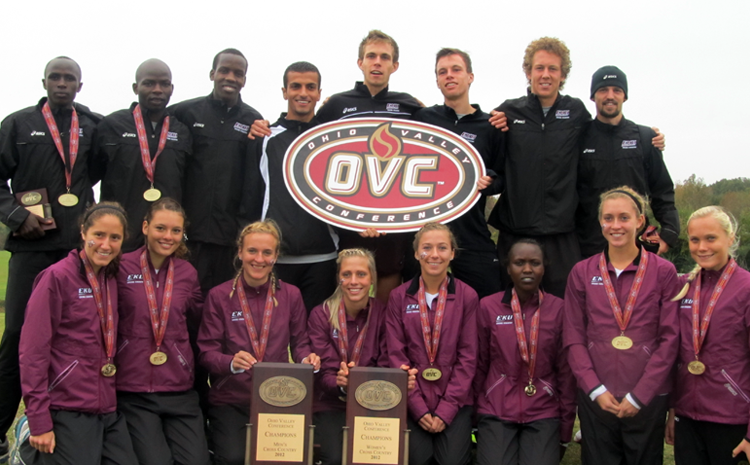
[250, 363, 314, 465]
[15, 188, 56, 230]
[345, 367, 408, 465]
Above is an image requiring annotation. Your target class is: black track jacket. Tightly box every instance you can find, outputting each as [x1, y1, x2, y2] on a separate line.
[488, 91, 591, 236]
[0, 98, 100, 252]
[576, 118, 679, 257]
[169, 94, 262, 247]
[93, 103, 192, 251]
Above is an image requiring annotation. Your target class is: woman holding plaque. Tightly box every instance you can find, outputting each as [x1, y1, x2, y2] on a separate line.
[197, 219, 320, 465]
[17, 202, 139, 465]
[307, 248, 387, 465]
[563, 186, 679, 465]
[474, 239, 576, 465]
[115, 198, 210, 465]
[664, 206, 750, 464]
[386, 222, 478, 465]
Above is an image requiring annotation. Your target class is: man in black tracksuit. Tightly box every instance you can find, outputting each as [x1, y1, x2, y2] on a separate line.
[245, 62, 338, 312]
[250, 31, 421, 303]
[576, 66, 679, 258]
[316, 31, 422, 302]
[170, 48, 263, 294]
[0, 57, 100, 456]
[412, 48, 504, 299]
[487, 38, 591, 298]
[94, 59, 192, 252]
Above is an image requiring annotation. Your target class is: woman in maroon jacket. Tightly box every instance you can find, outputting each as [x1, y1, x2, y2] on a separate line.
[115, 198, 209, 465]
[18, 202, 138, 465]
[665, 206, 750, 464]
[475, 238, 576, 465]
[197, 219, 320, 465]
[563, 186, 679, 465]
[307, 248, 387, 465]
[386, 222, 478, 465]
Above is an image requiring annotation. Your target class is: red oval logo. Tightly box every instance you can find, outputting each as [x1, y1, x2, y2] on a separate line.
[284, 118, 485, 232]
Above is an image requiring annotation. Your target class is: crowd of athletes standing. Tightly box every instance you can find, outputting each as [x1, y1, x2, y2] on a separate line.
[0, 29, 747, 465]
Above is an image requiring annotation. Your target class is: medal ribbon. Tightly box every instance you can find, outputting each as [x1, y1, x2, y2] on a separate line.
[691, 259, 737, 359]
[598, 250, 649, 333]
[79, 250, 114, 360]
[140, 249, 175, 353]
[133, 104, 170, 186]
[510, 288, 543, 385]
[336, 298, 372, 366]
[417, 276, 449, 365]
[236, 280, 274, 362]
[41, 101, 79, 193]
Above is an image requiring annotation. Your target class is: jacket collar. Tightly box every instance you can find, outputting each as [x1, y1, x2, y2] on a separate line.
[405, 273, 456, 296]
[273, 113, 319, 132]
[207, 93, 242, 114]
[354, 81, 390, 100]
[434, 103, 483, 120]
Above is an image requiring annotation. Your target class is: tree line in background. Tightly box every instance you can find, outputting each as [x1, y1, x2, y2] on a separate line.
[663, 176, 750, 272]
[0, 176, 748, 274]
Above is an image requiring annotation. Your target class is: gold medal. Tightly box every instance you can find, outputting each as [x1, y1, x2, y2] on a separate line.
[149, 351, 168, 366]
[687, 360, 706, 375]
[101, 363, 117, 377]
[143, 188, 162, 202]
[612, 335, 633, 350]
[58, 193, 79, 207]
[525, 384, 537, 396]
[422, 367, 442, 381]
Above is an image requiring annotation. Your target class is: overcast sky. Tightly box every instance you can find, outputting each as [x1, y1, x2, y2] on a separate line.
[1, 0, 746, 185]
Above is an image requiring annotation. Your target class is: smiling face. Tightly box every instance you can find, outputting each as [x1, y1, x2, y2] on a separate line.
[593, 85, 626, 123]
[357, 41, 398, 95]
[436, 54, 473, 102]
[415, 230, 455, 279]
[210, 53, 247, 105]
[81, 214, 124, 273]
[525, 50, 564, 107]
[339, 255, 372, 309]
[688, 216, 734, 271]
[142, 209, 184, 260]
[283, 71, 321, 122]
[238, 232, 278, 287]
[507, 243, 544, 296]
[600, 197, 645, 250]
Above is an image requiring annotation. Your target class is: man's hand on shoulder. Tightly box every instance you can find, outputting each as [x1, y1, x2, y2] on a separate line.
[247, 120, 271, 140]
[488, 110, 508, 132]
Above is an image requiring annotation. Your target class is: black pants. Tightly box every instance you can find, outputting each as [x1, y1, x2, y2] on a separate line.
[19, 410, 138, 465]
[275, 260, 337, 313]
[0, 250, 67, 439]
[312, 410, 346, 465]
[496, 231, 580, 298]
[674, 415, 749, 465]
[206, 404, 250, 465]
[451, 249, 502, 299]
[187, 241, 237, 295]
[407, 406, 473, 465]
[475, 414, 560, 465]
[577, 390, 668, 465]
[117, 391, 210, 465]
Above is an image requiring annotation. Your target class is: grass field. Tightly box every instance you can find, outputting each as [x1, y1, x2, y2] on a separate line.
[0, 249, 676, 464]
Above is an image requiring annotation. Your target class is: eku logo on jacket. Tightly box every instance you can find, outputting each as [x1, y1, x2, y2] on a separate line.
[495, 315, 513, 325]
[126, 274, 144, 284]
[405, 304, 420, 314]
[78, 288, 93, 299]
[231, 310, 244, 322]
[590, 276, 604, 286]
